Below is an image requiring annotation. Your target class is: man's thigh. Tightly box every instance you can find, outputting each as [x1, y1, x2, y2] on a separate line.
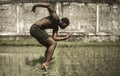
[40, 37, 56, 47]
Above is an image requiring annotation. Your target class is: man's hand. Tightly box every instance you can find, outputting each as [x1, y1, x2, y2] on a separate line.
[66, 32, 73, 38]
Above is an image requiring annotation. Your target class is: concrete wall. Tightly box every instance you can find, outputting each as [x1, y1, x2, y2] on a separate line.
[0, 3, 50, 35]
[99, 4, 120, 35]
[60, 3, 96, 33]
[0, 2, 120, 41]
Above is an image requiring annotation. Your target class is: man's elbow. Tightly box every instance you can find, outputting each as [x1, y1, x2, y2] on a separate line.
[52, 36, 58, 40]
[52, 36, 56, 40]
[47, 3, 51, 6]
[33, 3, 51, 8]
[47, 4, 54, 8]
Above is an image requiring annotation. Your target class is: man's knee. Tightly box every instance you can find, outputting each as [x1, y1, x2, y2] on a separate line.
[46, 37, 57, 47]
[51, 40, 57, 47]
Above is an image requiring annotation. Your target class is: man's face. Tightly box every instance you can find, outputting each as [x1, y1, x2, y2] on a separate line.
[60, 22, 68, 29]
[59, 21, 68, 29]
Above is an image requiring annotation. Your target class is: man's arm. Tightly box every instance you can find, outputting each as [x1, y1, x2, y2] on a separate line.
[31, 3, 59, 20]
[52, 29, 72, 41]
[31, 3, 50, 12]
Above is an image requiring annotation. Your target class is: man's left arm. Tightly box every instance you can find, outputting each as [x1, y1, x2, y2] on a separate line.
[52, 29, 72, 41]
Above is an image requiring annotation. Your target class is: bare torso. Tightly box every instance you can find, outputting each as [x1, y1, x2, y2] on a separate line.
[34, 16, 59, 29]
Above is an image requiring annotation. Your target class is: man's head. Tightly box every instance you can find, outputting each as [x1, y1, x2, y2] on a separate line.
[59, 18, 70, 29]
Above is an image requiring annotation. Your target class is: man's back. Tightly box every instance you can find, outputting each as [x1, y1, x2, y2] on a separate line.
[35, 16, 59, 29]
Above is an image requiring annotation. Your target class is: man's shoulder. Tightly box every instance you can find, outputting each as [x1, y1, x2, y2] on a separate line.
[44, 16, 54, 21]
[53, 25, 59, 31]
[44, 16, 50, 19]
[48, 15, 59, 21]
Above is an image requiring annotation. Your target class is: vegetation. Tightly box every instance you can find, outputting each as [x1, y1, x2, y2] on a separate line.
[0, 39, 120, 47]
[0, 40, 120, 76]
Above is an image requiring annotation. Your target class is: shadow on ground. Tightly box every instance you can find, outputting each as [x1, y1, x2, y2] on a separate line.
[25, 56, 44, 66]
[25, 56, 55, 66]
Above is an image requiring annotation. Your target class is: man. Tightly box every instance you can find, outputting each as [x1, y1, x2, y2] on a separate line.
[30, 3, 72, 71]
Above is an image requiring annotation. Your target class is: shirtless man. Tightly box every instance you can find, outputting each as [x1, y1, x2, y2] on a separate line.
[30, 3, 72, 71]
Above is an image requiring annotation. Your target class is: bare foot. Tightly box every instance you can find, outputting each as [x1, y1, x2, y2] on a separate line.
[42, 63, 49, 72]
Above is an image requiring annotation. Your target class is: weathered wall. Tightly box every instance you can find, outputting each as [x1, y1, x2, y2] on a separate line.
[0, 2, 120, 41]
[0, 3, 49, 35]
[99, 4, 120, 35]
[60, 3, 96, 33]
[0, 4, 17, 33]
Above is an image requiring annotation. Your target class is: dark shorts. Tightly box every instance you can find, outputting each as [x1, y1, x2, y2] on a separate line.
[30, 24, 50, 43]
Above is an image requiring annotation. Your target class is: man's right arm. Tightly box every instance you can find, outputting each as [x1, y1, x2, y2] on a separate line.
[31, 3, 59, 20]
[31, 3, 50, 12]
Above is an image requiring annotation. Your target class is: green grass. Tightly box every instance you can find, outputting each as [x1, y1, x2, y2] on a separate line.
[0, 39, 40, 46]
[56, 45, 120, 76]
[0, 39, 120, 46]
[0, 40, 120, 76]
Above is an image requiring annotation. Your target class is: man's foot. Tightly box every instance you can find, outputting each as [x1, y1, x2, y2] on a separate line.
[42, 63, 49, 72]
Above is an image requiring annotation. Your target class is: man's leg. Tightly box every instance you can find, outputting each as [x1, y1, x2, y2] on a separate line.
[41, 37, 57, 71]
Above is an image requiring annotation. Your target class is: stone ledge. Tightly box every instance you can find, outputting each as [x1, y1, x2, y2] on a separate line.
[0, 34, 120, 42]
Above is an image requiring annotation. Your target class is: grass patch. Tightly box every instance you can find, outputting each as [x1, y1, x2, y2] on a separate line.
[0, 39, 120, 47]
[0, 41, 120, 76]
[0, 39, 40, 46]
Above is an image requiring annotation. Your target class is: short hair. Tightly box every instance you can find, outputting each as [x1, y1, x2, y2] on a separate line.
[61, 17, 70, 26]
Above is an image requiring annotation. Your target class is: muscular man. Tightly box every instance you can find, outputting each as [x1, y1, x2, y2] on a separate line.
[30, 3, 72, 71]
